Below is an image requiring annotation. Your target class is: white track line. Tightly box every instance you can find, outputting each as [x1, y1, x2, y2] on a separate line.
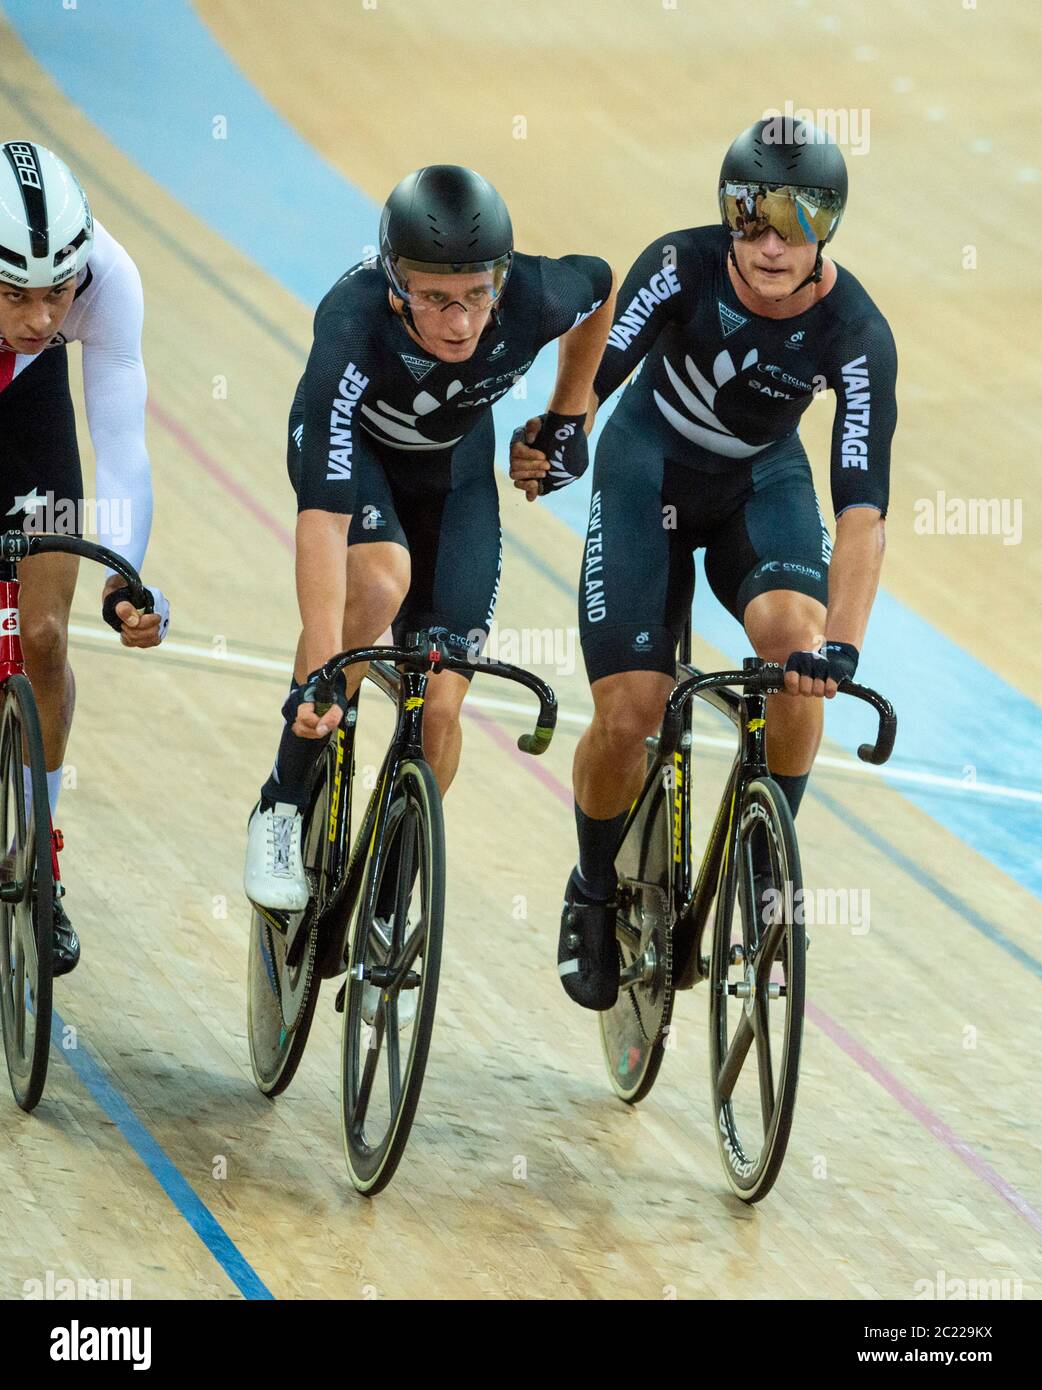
[67, 623, 1042, 806]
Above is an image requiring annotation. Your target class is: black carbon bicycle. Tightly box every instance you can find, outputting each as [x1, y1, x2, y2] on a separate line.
[246, 628, 557, 1195]
[598, 619, 896, 1202]
[0, 531, 154, 1112]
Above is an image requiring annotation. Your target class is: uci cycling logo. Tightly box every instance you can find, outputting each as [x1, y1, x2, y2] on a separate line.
[785, 330, 805, 351]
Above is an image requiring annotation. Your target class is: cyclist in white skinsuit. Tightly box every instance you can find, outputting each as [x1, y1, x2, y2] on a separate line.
[0, 140, 170, 973]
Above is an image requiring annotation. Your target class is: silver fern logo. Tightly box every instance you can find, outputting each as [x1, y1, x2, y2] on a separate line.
[653, 348, 769, 458]
[361, 381, 465, 450]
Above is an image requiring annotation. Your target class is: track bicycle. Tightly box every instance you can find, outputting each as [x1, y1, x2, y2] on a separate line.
[598, 618, 896, 1202]
[246, 628, 557, 1194]
[0, 530, 154, 1112]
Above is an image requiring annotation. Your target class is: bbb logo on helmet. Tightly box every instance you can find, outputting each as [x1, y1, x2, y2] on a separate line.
[5, 143, 42, 189]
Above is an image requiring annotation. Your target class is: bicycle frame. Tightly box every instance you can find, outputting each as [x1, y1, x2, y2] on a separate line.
[0, 562, 25, 684]
[620, 615, 894, 994]
[283, 659, 424, 981]
[612, 617, 777, 995]
[670, 667, 770, 990]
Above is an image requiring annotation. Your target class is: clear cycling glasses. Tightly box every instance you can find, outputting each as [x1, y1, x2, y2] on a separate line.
[719, 182, 844, 246]
[384, 253, 512, 312]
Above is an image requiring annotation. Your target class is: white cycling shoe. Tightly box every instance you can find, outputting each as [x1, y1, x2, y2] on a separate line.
[244, 801, 309, 912]
[361, 918, 418, 1030]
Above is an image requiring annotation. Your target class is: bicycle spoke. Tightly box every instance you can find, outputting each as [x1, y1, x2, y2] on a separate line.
[398, 918, 426, 971]
[385, 996, 402, 1110]
[354, 999, 386, 1125]
[393, 808, 416, 930]
[753, 989, 775, 1127]
[716, 1006, 755, 1103]
[368, 916, 391, 966]
[18, 903, 37, 980]
[14, 949, 25, 1053]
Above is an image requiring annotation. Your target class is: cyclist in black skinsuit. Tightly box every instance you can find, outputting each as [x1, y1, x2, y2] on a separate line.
[511, 119, 898, 1010]
[244, 164, 615, 912]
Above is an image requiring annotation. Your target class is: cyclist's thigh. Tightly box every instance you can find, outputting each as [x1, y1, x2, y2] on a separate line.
[286, 387, 407, 549]
[0, 346, 82, 529]
[703, 439, 831, 625]
[580, 421, 695, 685]
[390, 414, 501, 661]
[1, 348, 83, 625]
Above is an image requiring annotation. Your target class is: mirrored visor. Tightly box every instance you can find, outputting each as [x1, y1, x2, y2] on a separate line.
[720, 182, 843, 246]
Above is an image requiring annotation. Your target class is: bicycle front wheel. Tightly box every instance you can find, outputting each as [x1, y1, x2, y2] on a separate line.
[341, 758, 444, 1195]
[0, 675, 54, 1112]
[708, 775, 805, 1203]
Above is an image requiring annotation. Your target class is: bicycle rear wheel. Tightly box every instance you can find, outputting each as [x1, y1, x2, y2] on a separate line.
[598, 761, 674, 1104]
[247, 757, 331, 1096]
[0, 675, 54, 1112]
[708, 775, 805, 1202]
[341, 758, 444, 1194]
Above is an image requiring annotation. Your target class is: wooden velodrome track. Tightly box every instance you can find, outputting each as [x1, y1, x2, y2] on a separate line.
[1, 0, 1040, 1299]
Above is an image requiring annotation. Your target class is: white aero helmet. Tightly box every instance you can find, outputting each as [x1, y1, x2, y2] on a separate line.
[0, 141, 93, 289]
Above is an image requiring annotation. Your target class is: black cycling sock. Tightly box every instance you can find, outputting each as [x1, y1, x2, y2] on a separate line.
[574, 804, 627, 901]
[772, 771, 809, 820]
[259, 678, 324, 811]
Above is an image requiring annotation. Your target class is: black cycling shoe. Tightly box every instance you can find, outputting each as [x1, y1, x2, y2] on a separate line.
[557, 868, 619, 1011]
[52, 895, 80, 977]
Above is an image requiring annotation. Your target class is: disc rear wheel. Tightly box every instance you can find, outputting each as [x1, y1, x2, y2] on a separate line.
[599, 769, 674, 1104]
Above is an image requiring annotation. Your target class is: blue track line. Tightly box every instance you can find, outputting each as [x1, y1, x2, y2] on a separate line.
[51, 1008, 274, 1300]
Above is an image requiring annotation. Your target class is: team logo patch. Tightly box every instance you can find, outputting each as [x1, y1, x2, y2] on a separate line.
[717, 301, 748, 338]
[488, 340, 507, 359]
[400, 352, 436, 382]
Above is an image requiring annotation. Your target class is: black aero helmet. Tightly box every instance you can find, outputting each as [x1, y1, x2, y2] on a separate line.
[379, 164, 513, 302]
[719, 118, 848, 288]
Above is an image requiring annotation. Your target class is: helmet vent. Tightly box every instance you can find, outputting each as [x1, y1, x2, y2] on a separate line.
[0, 242, 28, 271]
